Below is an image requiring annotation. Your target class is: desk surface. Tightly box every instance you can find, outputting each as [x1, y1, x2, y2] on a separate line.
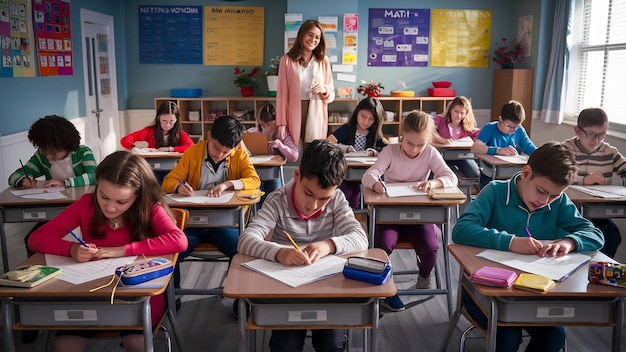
[432, 142, 473, 150]
[565, 187, 626, 203]
[135, 152, 183, 159]
[164, 191, 260, 208]
[449, 244, 626, 298]
[0, 185, 94, 207]
[362, 186, 465, 206]
[0, 253, 173, 298]
[474, 154, 527, 166]
[223, 248, 396, 299]
[249, 155, 286, 167]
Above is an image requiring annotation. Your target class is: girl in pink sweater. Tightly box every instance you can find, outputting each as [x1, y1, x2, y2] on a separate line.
[361, 110, 457, 312]
[28, 151, 187, 352]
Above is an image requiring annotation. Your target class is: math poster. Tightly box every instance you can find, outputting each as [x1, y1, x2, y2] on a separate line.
[367, 8, 430, 67]
[430, 9, 492, 67]
[138, 5, 203, 64]
[0, 0, 35, 77]
[32, 0, 72, 76]
[203, 6, 263, 66]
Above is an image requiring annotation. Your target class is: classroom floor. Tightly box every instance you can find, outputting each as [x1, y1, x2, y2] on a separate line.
[1, 221, 625, 351]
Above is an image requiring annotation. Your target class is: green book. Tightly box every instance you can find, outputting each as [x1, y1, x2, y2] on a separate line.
[0, 265, 62, 288]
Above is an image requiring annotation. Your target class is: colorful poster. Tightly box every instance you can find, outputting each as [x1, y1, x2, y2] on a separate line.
[138, 5, 203, 64]
[0, 0, 35, 77]
[32, 0, 72, 76]
[203, 6, 264, 66]
[430, 9, 492, 67]
[367, 8, 430, 67]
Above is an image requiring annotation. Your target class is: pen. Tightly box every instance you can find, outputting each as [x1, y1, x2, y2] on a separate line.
[19, 159, 31, 180]
[378, 176, 388, 193]
[66, 227, 89, 248]
[284, 231, 302, 253]
[524, 227, 533, 238]
[179, 179, 192, 192]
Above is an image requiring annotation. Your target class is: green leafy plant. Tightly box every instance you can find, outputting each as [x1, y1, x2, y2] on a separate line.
[233, 66, 261, 87]
[265, 55, 281, 76]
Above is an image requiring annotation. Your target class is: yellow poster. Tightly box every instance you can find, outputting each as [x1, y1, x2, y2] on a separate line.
[203, 6, 264, 66]
[430, 9, 491, 67]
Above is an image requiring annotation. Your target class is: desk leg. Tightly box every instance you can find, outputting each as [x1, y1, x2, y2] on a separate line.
[142, 297, 154, 352]
[492, 165, 497, 180]
[2, 298, 15, 352]
[444, 208, 453, 319]
[0, 210, 9, 272]
[370, 299, 379, 352]
[166, 282, 184, 351]
[238, 299, 247, 352]
[239, 207, 245, 235]
[612, 297, 624, 352]
[437, 267, 463, 352]
[368, 207, 376, 248]
[486, 298, 498, 352]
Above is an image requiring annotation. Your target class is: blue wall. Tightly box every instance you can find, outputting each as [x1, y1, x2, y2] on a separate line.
[1, 0, 550, 136]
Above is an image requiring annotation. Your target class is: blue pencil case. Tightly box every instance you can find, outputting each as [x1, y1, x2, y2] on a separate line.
[115, 258, 173, 285]
[342, 256, 392, 285]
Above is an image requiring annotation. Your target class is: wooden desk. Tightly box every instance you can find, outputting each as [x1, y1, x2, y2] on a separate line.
[250, 155, 287, 186]
[165, 191, 259, 296]
[223, 249, 396, 352]
[475, 154, 526, 180]
[136, 152, 183, 171]
[344, 156, 376, 181]
[439, 244, 625, 352]
[363, 187, 465, 318]
[565, 187, 626, 219]
[0, 253, 181, 352]
[432, 142, 475, 161]
[0, 185, 95, 272]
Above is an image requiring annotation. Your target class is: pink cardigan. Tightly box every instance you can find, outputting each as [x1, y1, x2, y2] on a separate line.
[275, 54, 335, 143]
[433, 114, 480, 140]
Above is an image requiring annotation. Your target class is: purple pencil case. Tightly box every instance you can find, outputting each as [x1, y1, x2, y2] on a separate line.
[470, 266, 518, 287]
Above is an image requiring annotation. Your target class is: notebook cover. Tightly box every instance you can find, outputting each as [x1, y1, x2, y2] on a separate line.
[429, 187, 467, 200]
[242, 132, 269, 155]
[0, 265, 62, 288]
[469, 266, 517, 287]
[513, 273, 556, 293]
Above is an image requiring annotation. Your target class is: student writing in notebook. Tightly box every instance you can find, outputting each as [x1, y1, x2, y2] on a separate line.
[431, 96, 481, 178]
[238, 140, 368, 352]
[28, 151, 187, 352]
[327, 97, 388, 208]
[361, 110, 458, 312]
[562, 107, 626, 257]
[162, 115, 260, 290]
[452, 141, 603, 352]
[471, 100, 536, 188]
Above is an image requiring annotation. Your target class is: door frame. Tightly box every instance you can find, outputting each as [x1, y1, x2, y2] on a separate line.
[79, 9, 120, 161]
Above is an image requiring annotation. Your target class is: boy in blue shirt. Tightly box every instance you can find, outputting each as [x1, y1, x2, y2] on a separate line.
[453, 141, 604, 352]
[471, 100, 536, 188]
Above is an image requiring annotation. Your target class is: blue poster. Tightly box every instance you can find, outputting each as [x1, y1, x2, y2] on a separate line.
[138, 6, 203, 64]
[367, 8, 430, 67]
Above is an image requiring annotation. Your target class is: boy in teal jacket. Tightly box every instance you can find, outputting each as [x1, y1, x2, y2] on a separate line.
[452, 141, 603, 352]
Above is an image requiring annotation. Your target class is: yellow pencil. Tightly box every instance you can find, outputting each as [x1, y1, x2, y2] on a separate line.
[284, 231, 302, 253]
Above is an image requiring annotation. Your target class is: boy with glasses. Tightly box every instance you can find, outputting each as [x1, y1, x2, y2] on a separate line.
[563, 107, 626, 257]
[472, 100, 536, 188]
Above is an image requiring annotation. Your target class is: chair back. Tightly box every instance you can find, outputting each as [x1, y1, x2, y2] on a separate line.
[169, 208, 189, 231]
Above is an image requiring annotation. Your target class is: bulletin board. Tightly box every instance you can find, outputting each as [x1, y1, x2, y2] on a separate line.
[32, 0, 73, 76]
[203, 6, 263, 66]
[0, 0, 35, 77]
[430, 9, 491, 68]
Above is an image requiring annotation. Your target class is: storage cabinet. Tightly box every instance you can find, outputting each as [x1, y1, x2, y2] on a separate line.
[491, 69, 534, 135]
[155, 96, 454, 141]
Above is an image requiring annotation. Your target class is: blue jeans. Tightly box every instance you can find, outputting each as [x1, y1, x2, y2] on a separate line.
[260, 179, 281, 206]
[462, 290, 565, 352]
[269, 329, 346, 352]
[174, 227, 239, 288]
[447, 159, 480, 179]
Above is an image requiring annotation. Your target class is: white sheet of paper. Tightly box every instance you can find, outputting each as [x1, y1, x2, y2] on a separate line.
[385, 183, 428, 197]
[21, 191, 68, 200]
[11, 187, 66, 196]
[570, 185, 626, 198]
[249, 155, 275, 163]
[345, 151, 372, 157]
[241, 255, 347, 287]
[494, 154, 529, 164]
[448, 138, 474, 147]
[167, 191, 234, 204]
[332, 64, 353, 73]
[344, 156, 377, 164]
[336, 73, 356, 83]
[45, 254, 136, 285]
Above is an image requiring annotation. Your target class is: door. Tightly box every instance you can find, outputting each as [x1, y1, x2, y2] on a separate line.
[80, 10, 119, 162]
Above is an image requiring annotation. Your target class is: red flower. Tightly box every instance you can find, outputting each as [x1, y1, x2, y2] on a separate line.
[357, 80, 384, 97]
[233, 66, 261, 87]
[492, 37, 524, 65]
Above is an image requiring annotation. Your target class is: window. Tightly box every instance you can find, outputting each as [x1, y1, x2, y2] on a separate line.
[566, 0, 626, 130]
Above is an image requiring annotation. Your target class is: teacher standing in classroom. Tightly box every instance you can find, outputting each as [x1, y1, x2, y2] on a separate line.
[276, 19, 335, 149]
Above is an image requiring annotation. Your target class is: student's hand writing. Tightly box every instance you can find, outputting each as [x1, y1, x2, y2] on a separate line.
[69, 243, 98, 263]
[177, 183, 194, 196]
[206, 182, 230, 197]
[373, 182, 386, 194]
[276, 247, 311, 266]
[92, 246, 126, 260]
[510, 236, 543, 255]
[302, 240, 335, 264]
[345, 146, 356, 153]
[583, 173, 606, 185]
[19, 176, 37, 188]
[43, 179, 64, 188]
[497, 146, 518, 156]
[538, 238, 575, 257]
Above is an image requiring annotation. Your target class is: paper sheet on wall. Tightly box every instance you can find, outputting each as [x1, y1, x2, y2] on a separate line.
[167, 191, 234, 204]
[45, 255, 136, 285]
[241, 255, 346, 287]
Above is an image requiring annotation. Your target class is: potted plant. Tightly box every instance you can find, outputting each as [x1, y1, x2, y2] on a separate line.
[233, 66, 261, 97]
[265, 55, 281, 97]
[357, 79, 384, 97]
[492, 37, 524, 69]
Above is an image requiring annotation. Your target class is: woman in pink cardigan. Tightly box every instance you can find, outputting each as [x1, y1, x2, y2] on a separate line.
[276, 19, 335, 147]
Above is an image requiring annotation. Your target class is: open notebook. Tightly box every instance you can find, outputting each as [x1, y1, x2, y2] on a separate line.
[241, 255, 347, 287]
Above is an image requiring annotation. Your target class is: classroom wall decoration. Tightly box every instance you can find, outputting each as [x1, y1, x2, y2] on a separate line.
[0, 0, 35, 77]
[32, 0, 72, 76]
[430, 9, 491, 68]
[203, 6, 263, 66]
[138, 5, 203, 64]
[367, 8, 430, 67]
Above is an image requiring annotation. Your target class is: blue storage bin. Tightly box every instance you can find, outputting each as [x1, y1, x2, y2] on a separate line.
[170, 88, 202, 98]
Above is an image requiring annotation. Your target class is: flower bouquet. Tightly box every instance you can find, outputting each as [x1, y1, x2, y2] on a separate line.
[357, 80, 384, 98]
[492, 37, 524, 68]
[233, 66, 261, 87]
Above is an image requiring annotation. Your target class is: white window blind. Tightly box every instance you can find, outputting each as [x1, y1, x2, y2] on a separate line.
[567, 0, 626, 129]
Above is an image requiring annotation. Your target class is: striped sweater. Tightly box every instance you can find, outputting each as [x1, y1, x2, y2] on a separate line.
[562, 137, 626, 185]
[237, 179, 369, 261]
[8, 145, 97, 187]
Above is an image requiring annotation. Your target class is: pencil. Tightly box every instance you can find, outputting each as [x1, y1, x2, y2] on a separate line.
[19, 159, 31, 180]
[283, 231, 302, 253]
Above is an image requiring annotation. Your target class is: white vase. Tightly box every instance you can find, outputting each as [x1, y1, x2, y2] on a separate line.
[266, 75, 278, 97]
